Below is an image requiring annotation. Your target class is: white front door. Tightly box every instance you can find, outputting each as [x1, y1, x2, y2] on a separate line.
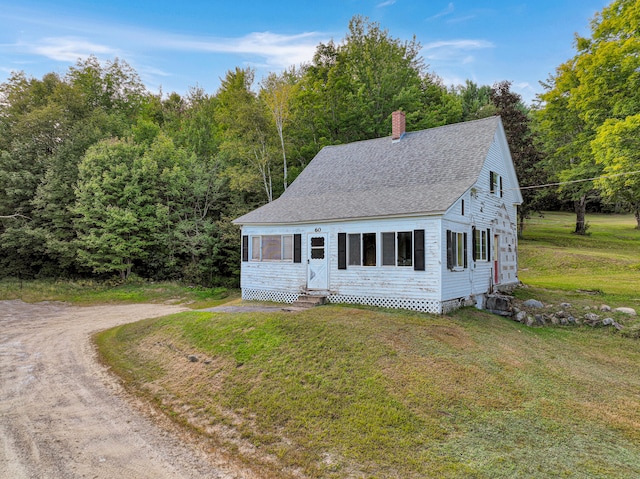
[307, 233, 329, 290]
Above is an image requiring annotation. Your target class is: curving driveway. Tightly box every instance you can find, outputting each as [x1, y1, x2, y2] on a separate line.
[0, 300, 248, 479]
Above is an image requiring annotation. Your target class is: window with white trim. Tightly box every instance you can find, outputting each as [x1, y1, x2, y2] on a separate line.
[382, 231, 413, 266]
[250, 235, 293, 262]
[346, 233, 376, 266]
[446, 230, 468, 270]
[339, 230, 425, 271]
[490, 171, 503, 197]
[473, 228, 488, 261]
[348, 233, 361, 265]
[362, 233, 377, 266]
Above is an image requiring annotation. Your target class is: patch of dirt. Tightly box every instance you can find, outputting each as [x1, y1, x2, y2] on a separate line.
[0, 299, 259, 479]
[133, 332, 298, 477]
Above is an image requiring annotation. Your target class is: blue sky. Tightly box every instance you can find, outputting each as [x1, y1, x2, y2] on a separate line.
[0, 0, 610, 105]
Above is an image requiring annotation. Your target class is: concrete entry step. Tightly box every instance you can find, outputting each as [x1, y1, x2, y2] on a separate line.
[283, 294, 327, 311]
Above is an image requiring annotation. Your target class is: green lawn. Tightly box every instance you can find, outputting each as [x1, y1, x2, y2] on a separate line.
[519, 211, 640, 305]
[94, 212, 640, 478]
[97, 306, 640, 479]
[0, 277, 237, 309]
[9, 210, 639, 478]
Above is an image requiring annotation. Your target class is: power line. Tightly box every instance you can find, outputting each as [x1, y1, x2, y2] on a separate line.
[517, 169, 640, 191]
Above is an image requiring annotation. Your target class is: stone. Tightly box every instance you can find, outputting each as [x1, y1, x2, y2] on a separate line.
[515, 311, 527, 323]
[584, 312, 601, 327]
[524, 299, 544, 309]
[535, 314, 546, 326]
[187, 354, 199, 362]
[560, 302, 572, 309]
[599, 304, 612, 312]
[584, 312, 600, 322]
[559, 317, 569, 326]
[486, 294, 513, 316]
[567, 316, 577, 325]
[555, 310, 568, 318]
[549, 315, 559, 325]
[614, 307, 637, 316]
[525, 316, 535, 327]
[602, 318, 623, 331]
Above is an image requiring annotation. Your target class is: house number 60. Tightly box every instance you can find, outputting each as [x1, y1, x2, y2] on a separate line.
[315, 228, 322, 232]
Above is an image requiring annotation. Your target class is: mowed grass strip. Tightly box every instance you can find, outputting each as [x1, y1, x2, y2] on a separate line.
[519, 212, 640, 302]
[0, 277, 236, 308]
[96, 305, 640, 479]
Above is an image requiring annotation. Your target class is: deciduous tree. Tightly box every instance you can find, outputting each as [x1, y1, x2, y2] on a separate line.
[490, 81, 546, 236]
[592, 114, 640, 228]
[535, 0, 640, 233]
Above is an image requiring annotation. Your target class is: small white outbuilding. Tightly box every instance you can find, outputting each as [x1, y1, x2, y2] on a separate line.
[233, 112, 523, 313]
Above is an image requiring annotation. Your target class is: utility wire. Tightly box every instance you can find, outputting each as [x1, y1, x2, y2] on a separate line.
[515, 169, 640, 191]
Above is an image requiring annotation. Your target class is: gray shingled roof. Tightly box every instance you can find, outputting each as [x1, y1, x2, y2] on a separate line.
[234, 116, 501, 225]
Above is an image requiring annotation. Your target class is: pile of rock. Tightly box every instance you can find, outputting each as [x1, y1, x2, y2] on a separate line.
[484, 294, 637, 331]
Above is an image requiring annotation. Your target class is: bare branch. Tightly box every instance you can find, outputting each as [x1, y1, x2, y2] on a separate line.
[0, 214, 32, 220]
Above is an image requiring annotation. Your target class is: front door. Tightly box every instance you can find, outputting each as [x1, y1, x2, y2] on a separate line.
[307, 233, 329, 290]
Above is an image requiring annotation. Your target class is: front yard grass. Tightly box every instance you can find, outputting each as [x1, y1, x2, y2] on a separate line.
[518, 211, 640, 305]
[96, 305, 640, 478]
[0, 277, 237, 308]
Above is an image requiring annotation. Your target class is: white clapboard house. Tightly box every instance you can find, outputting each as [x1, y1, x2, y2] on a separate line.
[233, 112, 522, 313]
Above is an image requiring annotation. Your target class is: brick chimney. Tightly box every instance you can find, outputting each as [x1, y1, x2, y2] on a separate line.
[391, 110, 406, 140]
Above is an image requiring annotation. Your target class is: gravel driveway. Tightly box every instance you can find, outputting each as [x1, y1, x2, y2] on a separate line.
[0, 300, 250, 479]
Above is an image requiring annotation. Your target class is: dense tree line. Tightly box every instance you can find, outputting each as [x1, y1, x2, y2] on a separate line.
[535, 0, 640, 232]
[1, 4, 638, 285]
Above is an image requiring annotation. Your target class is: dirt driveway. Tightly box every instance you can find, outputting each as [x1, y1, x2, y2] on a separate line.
[0, 300, 250, 479]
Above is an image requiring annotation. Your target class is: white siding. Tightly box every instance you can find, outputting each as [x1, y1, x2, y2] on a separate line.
[240, 217, 443, 311]
[241, 225, 307, 296]
[441, 130, 520, 305]
[239, 126, 521, 313]
[328, 217, 441, 301]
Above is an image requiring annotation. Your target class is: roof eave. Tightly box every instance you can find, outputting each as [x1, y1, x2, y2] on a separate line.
[234, 209, 447, 227]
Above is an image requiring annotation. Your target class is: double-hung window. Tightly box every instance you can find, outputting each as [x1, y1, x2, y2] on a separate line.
[446, 230, 468, 270]
[362, 233, 376, 266]
[473, 227, 490, 261]
[490, 171, 503, 197]
[348, 233, 362, 265]
[249, 235, 293, 262]
[347, 233, 376, 266]
[382, 231, 413, 266]
[338, 230, 425, 271]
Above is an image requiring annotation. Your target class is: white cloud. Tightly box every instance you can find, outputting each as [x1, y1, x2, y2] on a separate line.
[429, 3, 455, 20]
[377, 0, 397, 7]
[24, 37, 120, 62]
[424, 39, 494, 51]
[437, 73, 469, 89]
[3, 4, 327, 71]
[446, 15, 476, 24]
[422, 39, 493, 62]
[163, 31, 323, 68]
[8, 29, 324, 86]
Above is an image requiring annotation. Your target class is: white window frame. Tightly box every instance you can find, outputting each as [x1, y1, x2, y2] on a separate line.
[347, 233, 377, 267]
[474, 229, 488, 261]
[249, 235, 293, 262]
[382, 231, 413, 267]
[490, 171, 504, 198]
[450, 232, 466, 269]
